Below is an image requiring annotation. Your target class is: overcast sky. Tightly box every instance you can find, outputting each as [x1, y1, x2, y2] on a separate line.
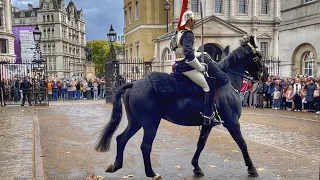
[11, 0, 124, 41]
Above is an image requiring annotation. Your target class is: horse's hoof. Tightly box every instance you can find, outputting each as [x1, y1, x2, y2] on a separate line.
[152, 173, 162, 180]
[105, 164, 114, 173]
[248, 167, 259, 177]
[193, 169, 204, 177]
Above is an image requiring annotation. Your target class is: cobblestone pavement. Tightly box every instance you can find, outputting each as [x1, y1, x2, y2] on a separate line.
[216, 110, 320, 161]
[0, 107, 34, 179]
[37, 102, 319, 180]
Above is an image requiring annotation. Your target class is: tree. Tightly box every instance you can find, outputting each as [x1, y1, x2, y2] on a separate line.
[87, 40, 124, 77]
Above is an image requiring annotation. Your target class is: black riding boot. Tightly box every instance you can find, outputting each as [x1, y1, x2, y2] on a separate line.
[201, 92, 223, 126]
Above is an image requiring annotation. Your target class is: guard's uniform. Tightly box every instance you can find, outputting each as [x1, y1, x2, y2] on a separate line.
[171, 0, 225, 125]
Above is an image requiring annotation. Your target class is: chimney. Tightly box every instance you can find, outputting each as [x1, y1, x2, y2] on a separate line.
[28, 4, 33, 11]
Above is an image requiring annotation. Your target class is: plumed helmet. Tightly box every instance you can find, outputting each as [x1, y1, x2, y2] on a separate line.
[180, 10, 195, 28]
[177, 0, 195, 30]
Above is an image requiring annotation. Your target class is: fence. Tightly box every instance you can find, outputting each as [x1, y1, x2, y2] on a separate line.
[262, 57, 281, 76]
[0, 61, 48, 106]
[105, 58, 152, 103]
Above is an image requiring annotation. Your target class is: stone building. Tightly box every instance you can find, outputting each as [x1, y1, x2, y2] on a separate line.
[279, 0, 320, 77]
[0, 0, 15, 62]
[12, 0, 86, 78]
[152, 0, 281, 73]
[123, 0, 174, 62]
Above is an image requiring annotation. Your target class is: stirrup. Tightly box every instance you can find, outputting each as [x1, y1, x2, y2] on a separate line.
[200, 112, 224, 126]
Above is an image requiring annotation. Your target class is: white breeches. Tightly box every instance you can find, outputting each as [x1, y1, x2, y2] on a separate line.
[183, 69, 210, 92]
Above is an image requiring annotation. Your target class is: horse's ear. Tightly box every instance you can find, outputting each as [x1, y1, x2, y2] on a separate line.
[250, 36, 258, 49]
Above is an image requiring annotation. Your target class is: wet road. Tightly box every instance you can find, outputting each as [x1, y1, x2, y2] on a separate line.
[38, 100, 319, 180]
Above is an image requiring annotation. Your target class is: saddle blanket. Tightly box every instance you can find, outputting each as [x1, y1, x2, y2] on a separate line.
[147, 72, 208, 97]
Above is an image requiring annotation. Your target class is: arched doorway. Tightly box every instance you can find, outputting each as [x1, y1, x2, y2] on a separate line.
[292, 43, 318, 77]
[198, 43, 223, 62]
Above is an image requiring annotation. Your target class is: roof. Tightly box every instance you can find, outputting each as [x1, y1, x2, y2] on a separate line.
[154, 15, 247, 42]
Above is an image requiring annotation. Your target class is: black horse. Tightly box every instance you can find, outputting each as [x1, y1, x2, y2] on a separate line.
[96, 36, 269, 180]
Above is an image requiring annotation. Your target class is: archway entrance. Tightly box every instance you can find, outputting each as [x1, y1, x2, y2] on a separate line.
[198, 43, 223, 62]
[292, 43, 318, 77]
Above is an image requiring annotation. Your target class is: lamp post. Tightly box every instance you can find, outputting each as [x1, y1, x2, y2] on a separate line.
[164, 0, 171, 33]
[107, 24, 117, 59]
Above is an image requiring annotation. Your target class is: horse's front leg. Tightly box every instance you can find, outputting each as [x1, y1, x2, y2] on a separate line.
[225, 123, 258, 177]
[191, 125, 213, 177]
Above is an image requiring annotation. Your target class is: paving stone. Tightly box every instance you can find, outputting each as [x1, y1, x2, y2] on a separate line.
[0, 107, 34, 179]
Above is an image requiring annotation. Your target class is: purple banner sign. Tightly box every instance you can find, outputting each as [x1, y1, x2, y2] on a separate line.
[12, 26, 36, 63]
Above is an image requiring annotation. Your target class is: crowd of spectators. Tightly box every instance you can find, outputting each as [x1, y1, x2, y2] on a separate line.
[240, 74, 320, 114]
[47, 77, 106, 101]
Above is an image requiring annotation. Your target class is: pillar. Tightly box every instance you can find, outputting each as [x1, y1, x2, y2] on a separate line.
[274, 0, 279, 18]
[273, 27, 279, 58]
[230, 0, 235, 18]
[252, 0, 257, 18]
[5, 0, 11, 32]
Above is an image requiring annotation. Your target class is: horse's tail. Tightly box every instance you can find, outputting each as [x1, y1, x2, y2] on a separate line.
[95, 83, 134, 152]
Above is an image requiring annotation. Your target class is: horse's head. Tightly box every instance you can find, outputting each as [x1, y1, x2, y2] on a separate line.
[239, 35, 269, 82]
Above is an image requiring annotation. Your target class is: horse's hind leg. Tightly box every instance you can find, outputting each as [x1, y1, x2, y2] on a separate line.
[225, 122, 258, 177]
[140, 121, 161, 179]
[106, 89, 142, 173]
[191, 125, 213, 177]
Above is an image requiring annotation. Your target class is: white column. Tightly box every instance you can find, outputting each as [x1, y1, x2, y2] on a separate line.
[253, 0, 257, 17]
[273, 28, 279, 57]
[230, 0, 235, 18]
[5, 0, 11, 32]
[274, 0, 278, 18]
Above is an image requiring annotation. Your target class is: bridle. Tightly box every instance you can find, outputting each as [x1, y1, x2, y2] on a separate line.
[224, 42, 264, 95]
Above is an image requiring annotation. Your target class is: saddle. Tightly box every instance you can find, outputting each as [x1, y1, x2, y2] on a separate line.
[147, 72, 204, 97]
[147, 55, 229, 98]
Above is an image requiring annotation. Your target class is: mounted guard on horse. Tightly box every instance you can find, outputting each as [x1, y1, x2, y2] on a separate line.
[96, 0, 269, 179]
[170, 0, 229, 126]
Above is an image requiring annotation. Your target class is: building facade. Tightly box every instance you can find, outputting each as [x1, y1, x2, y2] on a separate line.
[116, 34, 125, 44]
[279, 0, 320, 77]
[151, 0, 281, 73]
[0, 0, 16, 62]
[12, 0, 86, 78]
[123, 0, 174, 61]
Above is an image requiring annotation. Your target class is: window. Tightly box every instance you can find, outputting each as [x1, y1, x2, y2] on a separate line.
[47, 15, 50, 22]
[163, 48, 172, 61]
[129, 7, 132, 24]
[136, 45, 139, 58]
[135, 1, 139, 20]
[130, 48, 132, 59]
[0, 39, 7, 53]
[51, 15, 54, 21]
[260, 42, 268, 58]
[51, 27, 54, 37]
[261, 0, 268, 14]
[43, 15, 46, 22]
[190, 0, 199, 13]
[215, 0, 223, 13]
[43, 44, 47, 53]
[43, 28, 46, 38]
[0, 8, 3, 26]
[124, 11, 127, 26]
[303, 52, 314, 76]
[126, 49, 128, 59]
[238, 0, 247, 14]
[305, 0, 314, 3]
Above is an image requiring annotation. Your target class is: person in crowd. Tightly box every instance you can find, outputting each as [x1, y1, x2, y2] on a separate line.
[249, 80, 258, 108]
[266, 77, 274, 108]
[20, 77, 32, 106]
[285, 85, 294, 111]
[273, 87, 281, 109]
[305, 78, 317, 112]
[293, 78, 302, 111]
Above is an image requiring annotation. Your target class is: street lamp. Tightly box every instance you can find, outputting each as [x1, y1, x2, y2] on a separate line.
[107, 24, 117, 59]
[164, 0, 171, 33]
[32, 25, 44, 63]
[107, 24, 117, 43]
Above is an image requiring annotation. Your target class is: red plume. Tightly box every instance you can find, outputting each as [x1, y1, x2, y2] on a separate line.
[177, 0, 189, 30]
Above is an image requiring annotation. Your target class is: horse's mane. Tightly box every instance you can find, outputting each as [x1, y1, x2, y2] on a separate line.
[217, 44, 251, 70]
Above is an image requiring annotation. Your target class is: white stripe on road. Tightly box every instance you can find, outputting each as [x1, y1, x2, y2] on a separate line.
[242, 112, 320, 123]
